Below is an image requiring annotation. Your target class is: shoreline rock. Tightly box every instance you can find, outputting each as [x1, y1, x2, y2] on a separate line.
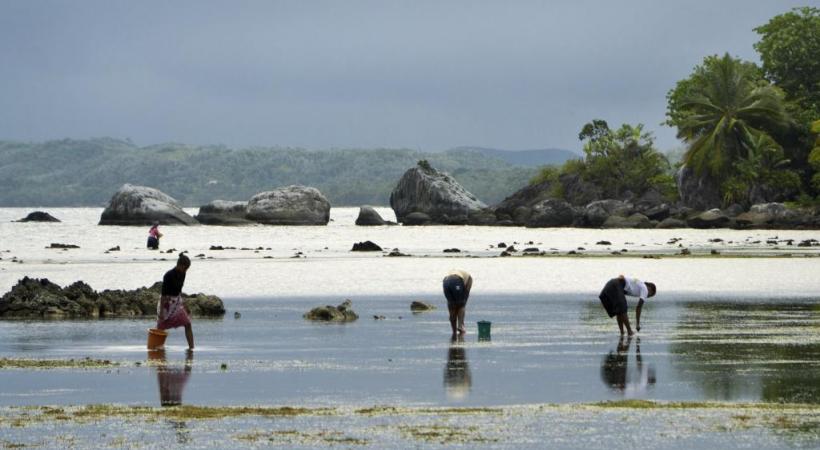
[16, 211, 61, 223]
[195, 200, 253, 225]
[99, 184, 198, 226]
[390, 161, 487, 225]
[246, 185, 331, 225]
[0, 277, 225, 319]
[355, 206, 395, 226]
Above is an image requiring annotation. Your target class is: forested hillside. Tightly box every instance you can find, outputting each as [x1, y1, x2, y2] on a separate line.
[0, 139, 565, 206]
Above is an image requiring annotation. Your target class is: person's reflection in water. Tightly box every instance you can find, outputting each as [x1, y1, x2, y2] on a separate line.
[601, 337, 656, 395]
[444, 336, 472, 401]
[148, 349, 193, 406]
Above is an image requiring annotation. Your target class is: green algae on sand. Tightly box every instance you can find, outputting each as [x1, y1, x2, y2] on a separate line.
[0, 357, 118, 370]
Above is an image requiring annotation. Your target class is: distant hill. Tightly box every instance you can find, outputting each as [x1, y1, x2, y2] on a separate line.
[0, 138, 543, 207]
[448, 146, 579, 167]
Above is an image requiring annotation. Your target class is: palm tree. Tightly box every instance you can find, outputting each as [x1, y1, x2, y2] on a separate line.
[676, 53, 792, 178]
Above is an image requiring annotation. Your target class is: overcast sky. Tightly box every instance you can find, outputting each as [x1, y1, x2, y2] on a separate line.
[0, 1, 808, 153]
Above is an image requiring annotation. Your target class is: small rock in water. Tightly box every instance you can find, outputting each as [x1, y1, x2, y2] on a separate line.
[220, 363, 228, 370]
[443, 248, 461, 253]
[234, 311, 241, 319]
[47, 243, 79, 249]
[303, 300, 359, 322]
[410, 301, 436, 312]
[505, 246, 517, 252]
[386, 249, 409, 257]
[711, 249, 720, 255]
[373, 315, 386, 320]
[523, 247, 540, 253]
[680, 248, 691, 255]
[596, 241, 612, 246]
[351, 241, 382, 252]
[497, 242, 507, 248]
[107, 246, 121, 252]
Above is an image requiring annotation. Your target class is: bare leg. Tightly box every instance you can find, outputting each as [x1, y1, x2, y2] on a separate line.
[617, 313, 634, 336]
[616, 315, 625, 335]
[457, 306, 466, 334]
[184, 324, 195, 350]
[448, 305, 458, 336]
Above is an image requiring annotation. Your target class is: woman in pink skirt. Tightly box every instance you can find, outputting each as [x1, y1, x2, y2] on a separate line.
[157, 253, 194, 349]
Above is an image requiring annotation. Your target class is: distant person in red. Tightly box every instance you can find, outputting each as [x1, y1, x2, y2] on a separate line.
[147, 222, 163, 250]
[157, 253, 194, 349]
[598, 275, 656, 336]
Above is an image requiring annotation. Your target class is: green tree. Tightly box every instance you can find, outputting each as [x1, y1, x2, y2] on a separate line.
[810, 120, 820, 193]
[666, 53, 792, 178]
[754, 7, 820, 122]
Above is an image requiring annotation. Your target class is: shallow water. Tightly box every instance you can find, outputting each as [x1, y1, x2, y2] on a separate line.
[1, 208, 820, 447]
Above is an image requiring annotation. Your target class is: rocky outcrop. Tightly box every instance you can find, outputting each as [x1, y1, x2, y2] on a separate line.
[676, 166, 722, 211]
[246, 185, 331, 225]
[525, 199, 578, 227]
[194, 200, 253, 225]
[355, 206, 394, 226]
[0, 277, 225, 319]
[303, 300, 358, 322]
[99, 184, 198, 226]
[16, 211, 60, 223]
[687, 209, 731, 229]
[656, 217, 688, 229]
[390, 161, 487, 225]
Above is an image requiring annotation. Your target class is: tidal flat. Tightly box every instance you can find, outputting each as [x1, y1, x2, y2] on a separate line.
[1, 207, 819, 447]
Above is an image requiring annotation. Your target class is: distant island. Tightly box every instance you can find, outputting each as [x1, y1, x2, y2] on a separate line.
[0, 138, 578, 207]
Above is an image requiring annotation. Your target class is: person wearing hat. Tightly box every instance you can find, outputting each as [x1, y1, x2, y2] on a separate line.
[598, 275, 656, 336]
[443, 269, 473, 336]
[147, 222, 163, 250]
[157, 253, 194, 349]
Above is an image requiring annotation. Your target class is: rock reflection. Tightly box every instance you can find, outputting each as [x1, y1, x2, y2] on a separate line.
[148, 349, 193, 407]
[600, 337, 656, 396]
[444, 337, 472, 401]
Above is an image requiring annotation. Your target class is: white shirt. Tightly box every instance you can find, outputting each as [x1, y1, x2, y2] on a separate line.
[623, 277, 649, 301]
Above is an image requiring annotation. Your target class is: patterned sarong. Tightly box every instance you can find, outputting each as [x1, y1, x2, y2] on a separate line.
[157, 295, 191, 330]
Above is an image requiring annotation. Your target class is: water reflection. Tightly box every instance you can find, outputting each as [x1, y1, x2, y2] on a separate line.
[670, 302, 820, 403]
[600, 337, 656, 396]
[148, 349, 193, 407]
[444, 337, 472, 401]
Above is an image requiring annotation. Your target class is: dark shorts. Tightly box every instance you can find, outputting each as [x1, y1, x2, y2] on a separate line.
[443, 275, 468, 308]
[599, 278, 627, 318]
[147, 236, 159, 249]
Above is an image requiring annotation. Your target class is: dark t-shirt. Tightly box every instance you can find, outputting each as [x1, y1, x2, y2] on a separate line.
[162, 268, 186, 297]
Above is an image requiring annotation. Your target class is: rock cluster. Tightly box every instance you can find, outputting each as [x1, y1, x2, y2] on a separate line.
[303, 300, 358, 322]
[196, 186, 331, 226]
[355, 206, 395, 226]
[0, 277, 225, 319]
[387, 162, 819, 229]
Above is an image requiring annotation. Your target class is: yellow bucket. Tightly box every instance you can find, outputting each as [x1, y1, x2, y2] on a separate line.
[147, 328, 168, 349]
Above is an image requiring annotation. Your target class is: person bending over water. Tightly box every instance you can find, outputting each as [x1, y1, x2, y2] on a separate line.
[598, 275, 656, 336]
[147, 222, 163, 250]
[443, 269, 473, 336]
[157, 253, 194, 349]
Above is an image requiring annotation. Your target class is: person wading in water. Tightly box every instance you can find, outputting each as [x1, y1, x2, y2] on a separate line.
[157, 253, 194, 349]
[598, 275, 656, 336]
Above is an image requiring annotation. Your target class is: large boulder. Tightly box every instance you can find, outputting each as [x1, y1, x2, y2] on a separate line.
[99, 184, 198, 226]
[582, 200, 632, 227]
[687, 209, 731, 229]
[734, 203, 794, 228]
[355, 206, 394, 226]
[0, 277, 225, 319]
[656, 217, 688, 229]
[246, 185, 331, 225]
[676, 166, 722, 211]
[195, 200, 253, 225]
[390, 161, 487, 225]
[525, 199, 578, 228]
[16, 211, 61, 223]
[493, 180, 554, 223]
